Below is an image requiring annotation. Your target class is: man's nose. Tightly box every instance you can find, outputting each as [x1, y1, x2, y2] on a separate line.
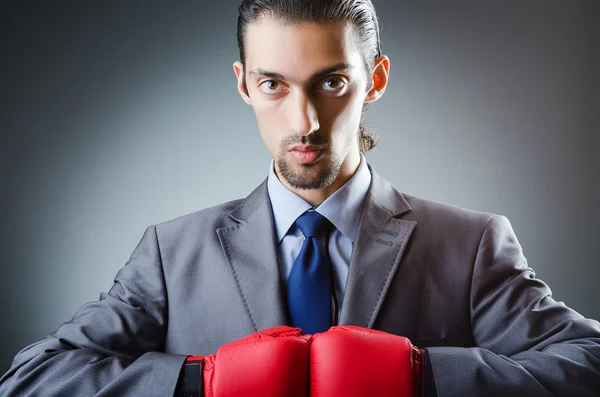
[288, 91, 320, 136]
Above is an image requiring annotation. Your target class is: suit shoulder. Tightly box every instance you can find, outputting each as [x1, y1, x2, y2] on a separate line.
[398, 193, 515, 252]
[153, 198, 244, 236]
[401, 193, 499, 228]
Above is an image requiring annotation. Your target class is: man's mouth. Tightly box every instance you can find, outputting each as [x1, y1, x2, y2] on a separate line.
[288, 145, 324, 164]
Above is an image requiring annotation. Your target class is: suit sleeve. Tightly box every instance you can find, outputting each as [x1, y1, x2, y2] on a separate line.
[0, 226, 188, 397]
[426, 215, 600, 396]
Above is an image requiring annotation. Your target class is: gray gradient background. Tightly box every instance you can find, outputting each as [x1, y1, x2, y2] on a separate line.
[1, 1, 598, 374]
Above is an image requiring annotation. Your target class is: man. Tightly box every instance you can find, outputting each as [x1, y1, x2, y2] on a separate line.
[1, 0, 599, 396]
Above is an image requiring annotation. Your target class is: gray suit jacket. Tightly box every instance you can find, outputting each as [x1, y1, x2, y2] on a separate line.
[2, 168, 600, 396]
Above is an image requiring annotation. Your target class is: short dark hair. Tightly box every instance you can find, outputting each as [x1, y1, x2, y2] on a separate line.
[237, 0, 381, 153]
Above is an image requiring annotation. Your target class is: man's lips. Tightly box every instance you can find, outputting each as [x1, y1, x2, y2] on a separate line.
[288, 145, 324, 164]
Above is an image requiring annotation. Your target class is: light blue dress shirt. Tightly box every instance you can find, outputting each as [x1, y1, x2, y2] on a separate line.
[267, 154, 372, 321]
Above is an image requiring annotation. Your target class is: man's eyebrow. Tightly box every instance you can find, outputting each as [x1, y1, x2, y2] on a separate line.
[248, 63, 353, 84]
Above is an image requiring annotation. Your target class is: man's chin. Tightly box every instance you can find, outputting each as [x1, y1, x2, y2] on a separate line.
[282, 168, 336, 190]
[276, 155, 340, 189]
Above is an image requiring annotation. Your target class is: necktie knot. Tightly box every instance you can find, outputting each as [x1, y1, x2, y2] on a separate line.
[295, 211, 330, 238]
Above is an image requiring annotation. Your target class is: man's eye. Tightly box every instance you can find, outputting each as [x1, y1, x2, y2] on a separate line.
[321, 78, 346, 92]
[259, 80, 283, 94]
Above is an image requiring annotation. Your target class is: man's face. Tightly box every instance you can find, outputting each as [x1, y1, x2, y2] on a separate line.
[234, 17, 372, 191]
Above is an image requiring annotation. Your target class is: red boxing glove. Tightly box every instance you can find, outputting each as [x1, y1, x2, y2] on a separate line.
[310, 325, 424, 397]
[181, 326, 311, 397]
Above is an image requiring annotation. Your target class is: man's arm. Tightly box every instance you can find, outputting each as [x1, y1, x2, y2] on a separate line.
[0, 226, 188, 396]
[427, 215, 600, 396]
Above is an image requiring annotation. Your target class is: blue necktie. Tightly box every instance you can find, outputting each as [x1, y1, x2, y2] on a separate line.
[287, 211, 332, 334]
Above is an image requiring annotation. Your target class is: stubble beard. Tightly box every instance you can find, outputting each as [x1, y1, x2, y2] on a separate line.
[276, 135, 342, 190]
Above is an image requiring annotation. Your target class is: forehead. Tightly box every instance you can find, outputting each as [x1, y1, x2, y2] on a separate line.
[244, 16, 364, 80]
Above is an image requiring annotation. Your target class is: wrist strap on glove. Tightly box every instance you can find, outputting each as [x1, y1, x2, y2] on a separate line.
[422, 349, 438, 397]
[412, 346, 439, 397]
[178, 356, 204, 397]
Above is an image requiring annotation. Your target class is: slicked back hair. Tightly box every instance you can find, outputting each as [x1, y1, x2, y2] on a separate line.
[237, 0, 381, 153]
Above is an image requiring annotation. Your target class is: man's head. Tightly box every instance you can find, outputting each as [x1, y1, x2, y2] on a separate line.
[233, 0, 390, 203]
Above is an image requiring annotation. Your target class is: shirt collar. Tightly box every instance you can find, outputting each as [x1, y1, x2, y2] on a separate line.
[267, 153, 372, 244]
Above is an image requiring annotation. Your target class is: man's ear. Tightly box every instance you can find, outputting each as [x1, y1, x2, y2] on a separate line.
[233, 61, 251, 105]
[364, 55, 390, 103]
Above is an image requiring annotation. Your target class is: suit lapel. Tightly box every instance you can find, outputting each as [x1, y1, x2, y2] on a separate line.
[339, 168, 416, 327]
[217, 181, 287, 332]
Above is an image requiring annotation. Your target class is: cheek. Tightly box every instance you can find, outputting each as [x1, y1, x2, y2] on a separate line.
[252, 100, 287, 154]
[252, 92, 287, 125]
[321, 94, 364, 141]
